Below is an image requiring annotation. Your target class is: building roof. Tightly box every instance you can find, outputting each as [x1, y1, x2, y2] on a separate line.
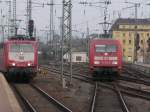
[110, 18, 150, 31]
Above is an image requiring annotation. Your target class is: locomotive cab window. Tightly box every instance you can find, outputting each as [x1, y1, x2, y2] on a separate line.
[9, 44, 34, 52]
[95, 45, 106, 52]
[95, 45, 117, 53]
[106, 45, 117, 52]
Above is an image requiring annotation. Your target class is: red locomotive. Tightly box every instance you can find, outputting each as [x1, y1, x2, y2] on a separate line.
[89, 38, 122, 78]
[0, 35, 38, 81]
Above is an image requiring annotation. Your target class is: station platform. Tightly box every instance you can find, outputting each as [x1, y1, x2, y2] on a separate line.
[0, 73, 22, 112]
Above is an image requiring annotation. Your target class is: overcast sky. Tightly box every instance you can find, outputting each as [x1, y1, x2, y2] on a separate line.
[0, 0, 150, 41]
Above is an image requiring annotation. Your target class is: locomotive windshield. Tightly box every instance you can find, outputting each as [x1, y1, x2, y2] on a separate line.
[9, 44, 34, 52]
[95, 45, 117, 52]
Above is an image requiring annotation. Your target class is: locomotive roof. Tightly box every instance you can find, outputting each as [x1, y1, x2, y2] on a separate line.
[91, 38, 118, 41]
[8, 35, 36, 41]
[90, 38, 120, 44]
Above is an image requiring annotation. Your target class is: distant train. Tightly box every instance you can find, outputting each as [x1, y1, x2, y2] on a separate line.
[89, 38, 122, 78]
[0, 35, 38, 81]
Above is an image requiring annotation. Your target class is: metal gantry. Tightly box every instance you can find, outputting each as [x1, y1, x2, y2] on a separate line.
[99, 0, 111, 37]
[0, 0, 11, 39]
[50, 0, 54, 49]
[26, 0, 32, 36]
[79, 0, 111, 37]
[13, 0, 16, 35]
[7, 0, 11, 37]
[61, 0, 72, 86]
[86, 21, 90, 58]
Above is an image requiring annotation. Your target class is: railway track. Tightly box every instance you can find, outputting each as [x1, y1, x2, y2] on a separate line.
[119, 75, 150, 86]
[41, 64, 150, 87]
[41, 64, 150, 101]
[40, 65, 92, 83]
[99, 82, 150, 99]
[122, 68, 150, 87]
[90, 82, 129, 112]
[12, 83, 72, 112]
[117, 83, 150, 101]
[123, 65, 150, 80]
[39, 64, 150, 112]
[91, 81, 150, 112]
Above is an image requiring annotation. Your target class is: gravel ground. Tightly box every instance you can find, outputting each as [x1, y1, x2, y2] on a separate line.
[16, 84, 61, 112]
[33, 72, 94, 112]
[118, 80, 150, 112]
[124, 95, 150, 112]
[95, 86, 123, 112]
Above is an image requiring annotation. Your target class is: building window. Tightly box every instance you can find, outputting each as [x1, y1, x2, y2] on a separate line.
[129, 40, 132, 44]
[123, 49, 125, 52]
[141, 40, 143, 44]
[128, 56, 132, 61]
[122, 25, 125, 28]
[76, 56, 82, 61]
[135, 25, 137, 29]
[147, 33, 150, 37]
[123, 40, 126, 44]
[129, 32, 132, 37]
[128, 48, 132, 54]
[141, 33, 144, 37]
[123, 33, 126, 37]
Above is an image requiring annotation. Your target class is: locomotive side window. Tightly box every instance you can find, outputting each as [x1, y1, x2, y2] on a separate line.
[10, 44, 34, 52]
[95, 45, 117, 52]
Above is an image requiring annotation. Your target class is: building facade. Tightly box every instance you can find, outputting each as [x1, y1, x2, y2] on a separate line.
[111, 18, 150, 63]
[63, 52, 88, 63]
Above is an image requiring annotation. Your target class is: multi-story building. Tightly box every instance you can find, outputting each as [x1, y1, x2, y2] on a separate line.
[110, 18, 150, 63]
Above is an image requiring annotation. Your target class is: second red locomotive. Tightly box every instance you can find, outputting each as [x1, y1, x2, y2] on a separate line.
[0, 35, 38, 81]
[89, 38, 122, 78]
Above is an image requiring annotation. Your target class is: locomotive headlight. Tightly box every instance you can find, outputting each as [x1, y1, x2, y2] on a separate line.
[28, 63, 31, 66]
[112, 61, 118, 65]
[94, 61, 100, 64]
[12, 63, 16, 66]
[20, 52, 23, 55]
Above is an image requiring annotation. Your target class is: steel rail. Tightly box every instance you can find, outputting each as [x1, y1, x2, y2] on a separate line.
[123, 65, 150, 79]
[118, 84, 150, 101]
[40, 65, 90, 79]
[114, 84, 130, 112]
[12, 84, 37, 112]
[31, 84, 72, 112]
[90, 82, 97, 112]
[98, 82, 150, 101]
[40, 65, 93, 83]
[119, 75, 150, 86]
[91, 82, 130, 112]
